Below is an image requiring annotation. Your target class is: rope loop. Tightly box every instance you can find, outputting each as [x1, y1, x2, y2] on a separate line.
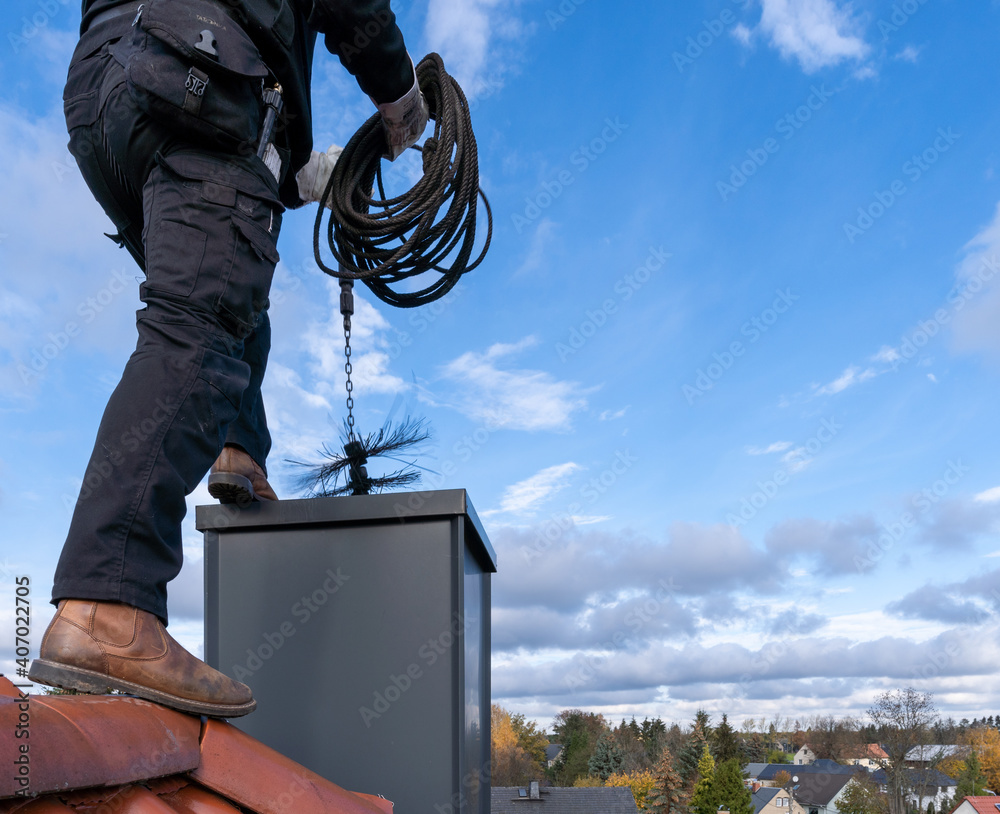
[313, 53, 492, 309]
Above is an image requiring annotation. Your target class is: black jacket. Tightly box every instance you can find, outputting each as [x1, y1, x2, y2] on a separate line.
[76, 0, 412, 206]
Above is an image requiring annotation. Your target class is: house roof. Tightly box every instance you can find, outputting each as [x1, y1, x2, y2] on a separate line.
[0, 675, 391, 813]
[751, 762, 859, 781]
[871, 768, 957, 787]
[906, 746, 970, 762]
[545, 744, 564, 761]
[491, 786, 638, 814]
[755, 764, 800, 780]
[953, 796, 1000, 814]
[793, 773, 853, 806]
[746, 763, 768, 778]
[752, 786, 782, 814]
[810, 760, 859, 775]
[845, 744, 889, 761]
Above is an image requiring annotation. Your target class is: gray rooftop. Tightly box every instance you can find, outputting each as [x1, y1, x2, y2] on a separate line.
[753, 786, 781, 814]
[491, 786, 638, 814]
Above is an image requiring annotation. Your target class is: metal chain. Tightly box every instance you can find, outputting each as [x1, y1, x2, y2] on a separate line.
[344, 317, 355, 442]
[339, 279, 357, 442]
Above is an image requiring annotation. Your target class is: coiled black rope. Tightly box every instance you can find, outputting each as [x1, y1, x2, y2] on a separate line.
[313, 52, 492, 308]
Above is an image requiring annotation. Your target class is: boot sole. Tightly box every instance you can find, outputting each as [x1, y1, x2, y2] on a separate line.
[207, 472, 256, 506]
[28, 658, 256, 718]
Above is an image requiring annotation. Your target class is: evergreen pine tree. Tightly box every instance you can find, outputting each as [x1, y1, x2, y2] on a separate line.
[715, 758, 754, 814]
[679, 712, 712, 785]
[690, 746, 718, 814]
[742, 732, 767, 763]
[714, 714, 742, 764]
[643, 717, 669, 765]
[648, 749, 686, 814]
[955, 749, 987, 798]
[589, 732, 625, 781]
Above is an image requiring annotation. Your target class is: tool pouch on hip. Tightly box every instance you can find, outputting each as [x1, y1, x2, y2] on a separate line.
[112, 0, 268, 151]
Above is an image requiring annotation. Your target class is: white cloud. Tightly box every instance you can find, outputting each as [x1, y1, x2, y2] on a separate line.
[491, 462, 581, 516]
[746, 441, 793, 456]
[975, 486, 1000, 504]
[756, 0, 869, 72]
[731, 23, 753, 46]
[949, 202, 1000, 359]
[423, 0, 527, 99]
[301, 278, 405, 396]
[873, 345, 900, 364]
[436, 337, 589, 431]
[895, 45, 921, 63]
[515, 218, 557, 278]
[815, 364, 876, 395]
[599, 407, 629, 421]
[0, 102, 144, 403]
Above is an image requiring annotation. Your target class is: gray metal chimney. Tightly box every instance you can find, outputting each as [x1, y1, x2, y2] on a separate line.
[198, 489, 496, 813]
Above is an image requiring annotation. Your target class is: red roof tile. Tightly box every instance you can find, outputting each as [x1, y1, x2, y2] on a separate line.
[959, 797, 1000, 814]
[0, 799, 77, 813]
[0, 677, 393, 813]
[0, 677, 23, 700]
[98, 785, 182, 813]
[194, 718, 392, 814]
[160, 783, 245, 813]
[0, 693, 201, 797]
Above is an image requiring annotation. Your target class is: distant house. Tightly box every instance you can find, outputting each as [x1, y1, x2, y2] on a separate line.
[754, 786, 806, 814]
[905, 745, 970, 769]
[844, 744, 889, 770]
[545, 743, 564, 769]
[746, 762, 861, 788]
[794, 772, 854, 814]
[796, 746, 819, 765]
[492, 784, 638, 814]
[950, 795, 1000, 814]
[871, 767, 957, 811]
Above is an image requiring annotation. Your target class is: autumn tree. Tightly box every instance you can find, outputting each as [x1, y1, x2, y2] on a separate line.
[690, 746, 718, 814]
[807, 714, 860, 761]
[647, 748, 686, 814]
[511, 712, 549, 771]
[773, 770, 792, 788]
[715, 758, 753, 814]
[867, 688, 938, 814]
[968, 727, 1000, 792]
[607, 770, 657, 811]
[838, 775, 890, 814]
[491, 704, 539, 786]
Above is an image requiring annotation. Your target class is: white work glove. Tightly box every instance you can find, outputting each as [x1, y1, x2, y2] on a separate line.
[375, 57, 429, 161]
[295, 144, 343, 208]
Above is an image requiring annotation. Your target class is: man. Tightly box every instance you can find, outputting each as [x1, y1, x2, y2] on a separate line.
[29, 0, 427, 717]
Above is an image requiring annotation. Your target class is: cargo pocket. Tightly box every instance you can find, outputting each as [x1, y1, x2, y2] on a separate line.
[144, 219, 208, 298]
[143, 150, 282, 337]
[215, 207, 281, 338]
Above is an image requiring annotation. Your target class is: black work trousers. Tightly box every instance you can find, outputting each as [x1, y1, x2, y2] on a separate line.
[52, 32, 283, 624]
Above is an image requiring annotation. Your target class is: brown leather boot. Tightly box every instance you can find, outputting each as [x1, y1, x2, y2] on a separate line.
[28, 600, 256, 718]
[207, 445, 278, 505]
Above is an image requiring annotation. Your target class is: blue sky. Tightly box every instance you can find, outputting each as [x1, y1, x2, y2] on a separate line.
[2, 0, 1000, 733]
